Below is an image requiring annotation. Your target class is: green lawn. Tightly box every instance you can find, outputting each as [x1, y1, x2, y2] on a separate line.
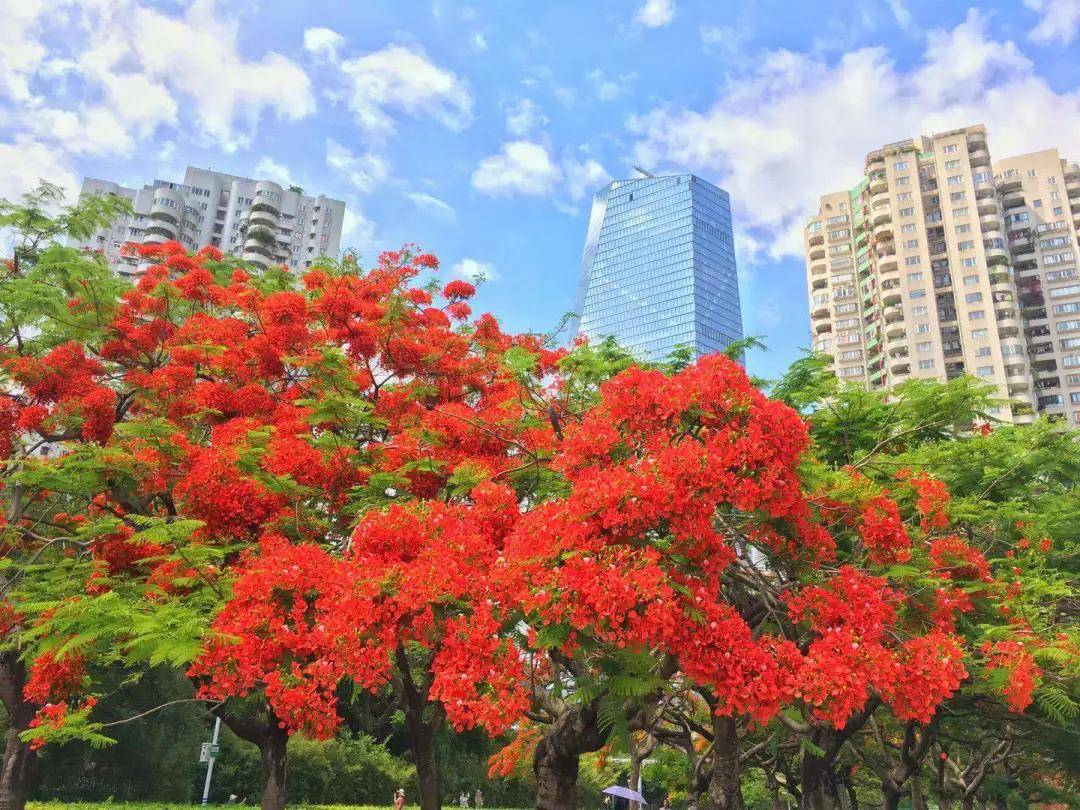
[29, 805, 523, 810]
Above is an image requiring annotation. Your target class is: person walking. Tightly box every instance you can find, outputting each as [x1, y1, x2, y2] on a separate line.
[393, 788, 406, 810]
[459, 791, 470, 807]
[474, 789, 485, 808]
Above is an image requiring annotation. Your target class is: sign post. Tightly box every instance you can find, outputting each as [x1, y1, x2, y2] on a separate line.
[200, 716, 222, 806]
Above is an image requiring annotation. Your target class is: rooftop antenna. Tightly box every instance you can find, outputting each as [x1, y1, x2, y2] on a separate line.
[633, 165, 655, 178]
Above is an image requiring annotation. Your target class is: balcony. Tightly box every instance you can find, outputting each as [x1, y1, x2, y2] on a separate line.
[977, 197, 998, 216]
[890, 361, 911, 377]
[873, 220, 894, 240]
[1000, 191, 1026, 209]
[969, 148, 990, 166]
[814, 321, 833, 334]
[884, 304, 905, 324]
[997, 175, 1022, 194]
[984, 245, 1010, 265]
[967, 131, 988, 151]
[249, 208, 279, 230]
[1066, 179, 1080, 197]
[809, 246, 826, 261]
[871, 207, 892, 228]
[242, 247, 271, 267]
[882, 290, 902, 306]
[979, 211, 1001, 231]
[811, 277, 827, 291]
[868, 172, 888, 194]
[144, 220, 178, 240]
[808, 233, 824, 248]
[809, 261, 827, 276]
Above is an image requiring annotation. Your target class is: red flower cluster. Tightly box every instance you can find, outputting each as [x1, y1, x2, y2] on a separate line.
[982, 640, 1041, 712]
[897, 469, 951, 532]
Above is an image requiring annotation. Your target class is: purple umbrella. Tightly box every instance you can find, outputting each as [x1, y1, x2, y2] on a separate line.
[603, 785, 648, 805]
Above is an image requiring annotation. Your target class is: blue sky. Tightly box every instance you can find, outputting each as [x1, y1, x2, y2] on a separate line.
[4, 0, 1080, 379]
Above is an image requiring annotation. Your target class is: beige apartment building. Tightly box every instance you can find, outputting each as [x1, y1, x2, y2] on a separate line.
[804, 124, 1080, 426]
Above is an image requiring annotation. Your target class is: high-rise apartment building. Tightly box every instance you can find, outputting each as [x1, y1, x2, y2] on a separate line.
[73, 167, 346, 276]
[575, 173, 742, 361]
[804, 124, 1080, 426]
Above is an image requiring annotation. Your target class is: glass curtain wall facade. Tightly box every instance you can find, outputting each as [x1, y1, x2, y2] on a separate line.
[574, 174, 743, 361]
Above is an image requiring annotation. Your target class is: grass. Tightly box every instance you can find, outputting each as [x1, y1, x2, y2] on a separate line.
[29, 804, 524, 810]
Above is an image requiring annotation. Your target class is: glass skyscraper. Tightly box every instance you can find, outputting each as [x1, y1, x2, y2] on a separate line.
[574, 173, 743, 361]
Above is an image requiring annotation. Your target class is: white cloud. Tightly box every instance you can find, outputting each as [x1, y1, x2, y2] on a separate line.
[0, 0, 46, 101]
[472, 141, 562, 197]
[505, 98, 548, 136]
[405, 191, 456, 218]
[126, 1, 314, 152]
[629, 10, 1080, 261]
[634, 0, 675, 28]
[336, 44, 472, 137]
[471, 141, 610, 210]
[254, 157, 295, 187]
[563, 157, 611, 202]
[0, 137, 78, 202]
[304, 26, 346, 62]
[326, 140, 390, 193]
[588, 69, 637, 101]
[341, 205, 377, 252]
[886, 0, 913, 29]
[471, 33, 489, 52]
[1024, 0, 1080, 44]
[451, 257, 498, 283]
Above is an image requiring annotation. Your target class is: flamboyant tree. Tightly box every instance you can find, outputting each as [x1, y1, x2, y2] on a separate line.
[14, 235, 566, 810]
[0, 184, 132, 810]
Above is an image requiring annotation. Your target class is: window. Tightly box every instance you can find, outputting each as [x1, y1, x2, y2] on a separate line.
[962, 257, 978, 268]
[1064, 355, 1080, 368]
[1049, 283, 1080, 299]
[839, 365, 864, 377]
[904, 239, 919, 249]
[965, 292, 984, 303]
[1054, 206, 1065, 216]
[828, 228, 851, 240]
[1046, 252, 1076, 266]
[950, 191, 966, 201]
[955, 224, 971, 234]
[1054, 302, 1080, 315]
[1002, 344, 1025, 356]
[1041, 237, 1069, 248]
[957, 240, 974, 250]
[837, 318, 860, 329]
[913, 307, 930, 318]
[963, 274, 979, 285]
[917, 341, 933, 352]
[1062, 337, 1080, 350]
[1051, 190, 1061, 201]
[838, 349, 863, 361]
[829, 244, 852, 255]
[896, 176, 910, 186]
[971, 328, 988, 339]
[837, 331, 860, 345]
[1028, 168, 1038, 177]
[835, 303, 859, 314]
[947, 175, 964, 185]
[911, 288, 927, 298]
[1047, 268, 1077, 282]
[969, 310, 985, 320]
[943, 144, 958, 154]
[1059, 319, 1080, 332]
[973, 171, 992, 184]
[914, 323, 931, 333]
[894, 160, 909, 171]
[897, 192, 913, 202]
[1048, 176, 1058, 185]
[826, 214, 849, 225]
[952, 207, 969, 217]
[907, 271, 923, 282]
[945, 159, 961, 169]
[906, 256, 922, 266]
[976, 366, 994, 377]
[901, 223, 918, 233]
[1034, 199, 1043, 208]
[899, 207, 915, 217]
[975, 346, 992, 357]
[918, 359, 935, 370]
[1006, 212, 1030, 224]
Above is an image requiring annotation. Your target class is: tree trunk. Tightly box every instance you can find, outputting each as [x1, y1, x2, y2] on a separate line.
[215, 705, 289, 810]
[259, 722, 288, 810]
[959, 797, 975, 810]
[0, 654, 33, 810]
[703, 716, 745, 810]
[395, 645, 444, 810]
[409, 713, 442, 810]
[799, 752, 843, 810]
[910, 777, 926, 810]
[629, 755, 642, 810]
[533, 704, 605, 810]
[882, 789, 902, 810]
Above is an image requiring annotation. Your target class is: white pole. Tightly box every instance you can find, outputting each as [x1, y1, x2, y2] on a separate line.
[201, 716, 222, 806]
